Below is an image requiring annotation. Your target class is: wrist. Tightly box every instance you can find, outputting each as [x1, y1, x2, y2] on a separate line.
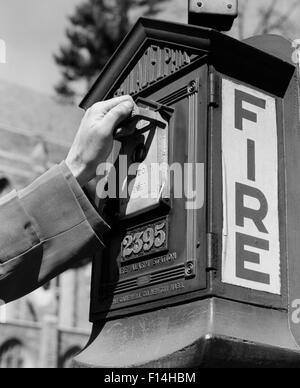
[65, 158, 87, 187]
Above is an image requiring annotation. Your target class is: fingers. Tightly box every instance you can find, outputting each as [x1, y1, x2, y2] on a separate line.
[90, 95, 134, 114]
[101, 99, 135, 132]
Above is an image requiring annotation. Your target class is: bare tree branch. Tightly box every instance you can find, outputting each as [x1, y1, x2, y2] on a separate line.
[264, 0, 300, 33]
[253, 0, 279, 35]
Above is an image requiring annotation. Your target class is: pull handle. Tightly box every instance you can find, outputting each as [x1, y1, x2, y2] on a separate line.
[114, 98, 173, 140]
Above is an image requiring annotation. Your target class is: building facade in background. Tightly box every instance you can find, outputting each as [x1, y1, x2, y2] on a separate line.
[0, 80, 91, 368]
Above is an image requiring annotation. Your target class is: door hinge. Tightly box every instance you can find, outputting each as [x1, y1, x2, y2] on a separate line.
[209, 70, 219, 108]
[207, 233, 218, 271]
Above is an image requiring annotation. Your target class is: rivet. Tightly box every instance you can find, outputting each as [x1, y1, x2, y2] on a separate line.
[188, 80, 197, 94]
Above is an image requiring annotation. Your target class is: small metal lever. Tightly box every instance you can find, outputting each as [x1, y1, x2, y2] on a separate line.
[114, 98, 173, 140]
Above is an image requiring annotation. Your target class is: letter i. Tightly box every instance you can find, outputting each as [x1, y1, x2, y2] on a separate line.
[247, 139, 256, 182]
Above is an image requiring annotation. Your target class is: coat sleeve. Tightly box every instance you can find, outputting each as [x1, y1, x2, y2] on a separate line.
[0, 162, 110, 304]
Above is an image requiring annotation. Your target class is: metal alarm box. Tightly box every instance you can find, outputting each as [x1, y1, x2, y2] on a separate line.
[74, 18, 300, 368]
[85, 22, 210, 320]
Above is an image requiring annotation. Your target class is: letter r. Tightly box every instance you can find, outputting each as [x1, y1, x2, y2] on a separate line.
[236, 183, 269, 234]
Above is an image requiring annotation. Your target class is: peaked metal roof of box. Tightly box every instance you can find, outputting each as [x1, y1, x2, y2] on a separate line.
[81, 18, 296, 109]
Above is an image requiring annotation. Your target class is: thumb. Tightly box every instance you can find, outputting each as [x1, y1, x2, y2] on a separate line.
[101, 100, 134, 133]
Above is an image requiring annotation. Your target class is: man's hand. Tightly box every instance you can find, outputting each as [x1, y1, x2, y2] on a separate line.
[66, 95, 134, 187]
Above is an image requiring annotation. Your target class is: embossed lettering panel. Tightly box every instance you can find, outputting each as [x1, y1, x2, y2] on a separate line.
[91, 67, 208, 319]
[114, 45, 198, 97]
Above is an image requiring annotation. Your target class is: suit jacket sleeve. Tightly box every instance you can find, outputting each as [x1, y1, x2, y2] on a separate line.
[0, 162, 109, 304]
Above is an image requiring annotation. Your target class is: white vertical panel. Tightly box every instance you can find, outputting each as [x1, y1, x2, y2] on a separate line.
[222, 78, 281, 294]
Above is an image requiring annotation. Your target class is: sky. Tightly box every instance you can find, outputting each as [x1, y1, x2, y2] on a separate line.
[0, 0, 187, 96]
[0, 0, 82, 95]
[0, 0, 299, 97]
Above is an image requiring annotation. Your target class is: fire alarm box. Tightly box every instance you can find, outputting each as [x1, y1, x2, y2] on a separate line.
[75, 18, 300, 368]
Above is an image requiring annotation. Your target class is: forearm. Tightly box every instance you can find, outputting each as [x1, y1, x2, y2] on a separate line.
[0, 162, 109, 304]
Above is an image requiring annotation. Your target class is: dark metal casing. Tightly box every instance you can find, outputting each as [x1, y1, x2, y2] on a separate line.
[188, 0, 238, 31]
[74, 19, 300, 368]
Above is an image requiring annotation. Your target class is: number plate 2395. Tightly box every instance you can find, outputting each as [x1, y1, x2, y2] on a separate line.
[121, 218, 168, 263]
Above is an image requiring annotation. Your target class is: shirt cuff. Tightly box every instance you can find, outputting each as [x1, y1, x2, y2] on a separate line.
[59, 161, 110, 241]
[19, 162, 110, 246]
